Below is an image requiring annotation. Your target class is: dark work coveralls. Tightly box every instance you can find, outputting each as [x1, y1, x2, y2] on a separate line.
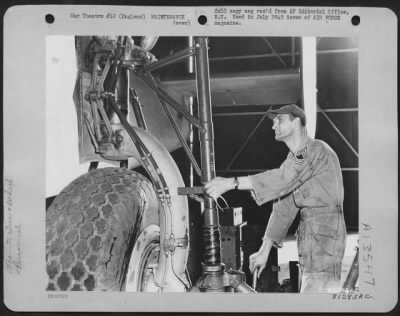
[249, 137, 346, 293]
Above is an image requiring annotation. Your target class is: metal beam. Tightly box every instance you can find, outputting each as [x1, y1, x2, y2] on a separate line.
[159, 96, 202, 177]
[188, 96, 195, 187]
[223, 111, 269, 174]
[209, 48, 358, 62]
[145, 74, 202, 177]
[212, 106, 357, 111]
[317, 108, 358, 112]
[213, 112, 269, 117]
[129, 88, 147, 130]
[291, 37, 296, 67]
[318, 105, 359, 159]
[212, 108, 358, 116]
[142, 47, 195, 72]
[216, 168, 358, 173]
[137, 71, 202, 129]
[318, 48, 358, 54]
[143, 73, 202, 176]
[262, 37, 287, 67]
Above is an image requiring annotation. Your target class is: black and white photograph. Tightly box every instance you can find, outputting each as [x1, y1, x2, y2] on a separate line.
[3, 5, 397, 313]
[45, 35, 359, 294]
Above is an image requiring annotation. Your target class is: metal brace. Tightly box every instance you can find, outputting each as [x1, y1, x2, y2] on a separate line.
[163, 234, 189, 253]
[177, 186, 205, 195]
[83, 113, 99, 152]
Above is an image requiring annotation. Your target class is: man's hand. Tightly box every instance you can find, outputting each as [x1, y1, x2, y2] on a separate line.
[249, 250, 269, 278]
[249, 238, 273, 279]
[204, 177, 234, 199]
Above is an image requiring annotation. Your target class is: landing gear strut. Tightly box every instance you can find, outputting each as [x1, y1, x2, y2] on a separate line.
[190, 37, 255, 293]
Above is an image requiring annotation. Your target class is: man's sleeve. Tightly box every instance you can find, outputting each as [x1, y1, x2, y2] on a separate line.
[264, 195, 299, 248]
[248, 145, 324, 205]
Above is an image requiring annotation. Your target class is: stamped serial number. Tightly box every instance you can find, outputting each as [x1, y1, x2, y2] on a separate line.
[48, 294, 69, 299]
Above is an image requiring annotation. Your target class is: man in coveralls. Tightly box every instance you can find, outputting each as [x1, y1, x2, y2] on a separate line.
[205, 104, 346, 293]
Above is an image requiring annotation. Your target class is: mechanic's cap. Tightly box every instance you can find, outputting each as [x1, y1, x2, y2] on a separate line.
[266, 104, 306, 126]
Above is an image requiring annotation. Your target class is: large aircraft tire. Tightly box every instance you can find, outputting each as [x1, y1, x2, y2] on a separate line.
[46, 167, 159, 291]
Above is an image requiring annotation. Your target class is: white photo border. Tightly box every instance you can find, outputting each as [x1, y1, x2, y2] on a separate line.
[3, 5, 398, 313]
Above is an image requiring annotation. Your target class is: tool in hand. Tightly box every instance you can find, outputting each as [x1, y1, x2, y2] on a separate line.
[252, 268, 259, 289]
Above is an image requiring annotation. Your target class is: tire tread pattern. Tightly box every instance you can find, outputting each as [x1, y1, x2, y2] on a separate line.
[46, 168, 156, 291]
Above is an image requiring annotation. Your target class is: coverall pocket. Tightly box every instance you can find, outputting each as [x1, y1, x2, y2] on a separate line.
[297, 224, 311, 269]
[311, 223, 338, 257]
